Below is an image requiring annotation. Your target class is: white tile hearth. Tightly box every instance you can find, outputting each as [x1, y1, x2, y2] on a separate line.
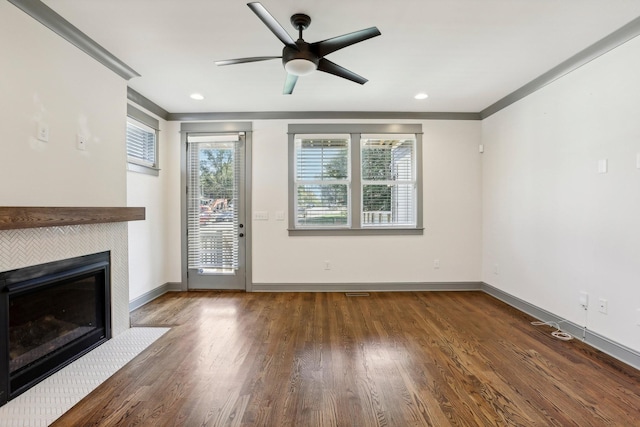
[0, 327, 169, 427]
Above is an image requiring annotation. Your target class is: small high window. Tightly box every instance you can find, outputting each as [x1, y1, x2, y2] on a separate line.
[126, 105, 159, 176]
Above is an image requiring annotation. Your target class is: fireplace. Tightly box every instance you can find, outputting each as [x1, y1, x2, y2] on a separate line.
[0, 251, 111, 405]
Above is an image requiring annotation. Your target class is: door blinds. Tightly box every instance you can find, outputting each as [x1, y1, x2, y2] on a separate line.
[187, 134, 242, 272]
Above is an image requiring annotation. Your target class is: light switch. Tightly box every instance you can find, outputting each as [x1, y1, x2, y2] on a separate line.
[254, 211, 269, 220]
[275, 211, 285, 221]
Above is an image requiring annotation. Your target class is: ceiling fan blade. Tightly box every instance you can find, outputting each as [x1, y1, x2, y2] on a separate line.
[247, 2, 297, 48]
[283, 73, 298, 94]
[317, 58, 368, 85]
[215, 56, 281, 66]
[311, 27, 381, 57]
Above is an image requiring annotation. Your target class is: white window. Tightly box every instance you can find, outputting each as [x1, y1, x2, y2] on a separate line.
[361, 135, 417, 227]
[289, 124, 423, 235]
[295, 135, 350, 228]
[126, 105, 159, 176]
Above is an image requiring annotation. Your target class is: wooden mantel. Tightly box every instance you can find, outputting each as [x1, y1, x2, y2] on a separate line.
[0, 207, 145, 231]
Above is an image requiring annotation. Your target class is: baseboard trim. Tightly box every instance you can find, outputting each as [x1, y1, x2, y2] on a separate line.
[251, 282, 482, 292]
[481, 282, 640, 371]
[129, 282, 181, 312]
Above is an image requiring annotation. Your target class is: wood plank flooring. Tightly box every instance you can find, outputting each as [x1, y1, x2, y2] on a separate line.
[52, 291, 640, 426]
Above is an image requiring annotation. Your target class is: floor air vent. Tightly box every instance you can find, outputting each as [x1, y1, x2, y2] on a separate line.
[345, 292, 370, 297]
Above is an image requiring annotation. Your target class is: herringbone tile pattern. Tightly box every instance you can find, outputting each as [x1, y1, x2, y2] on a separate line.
[0, 223, 130, 335]
[0, 327, 169, 427]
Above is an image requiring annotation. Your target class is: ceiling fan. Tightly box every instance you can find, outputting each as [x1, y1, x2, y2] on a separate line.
[215, 2, 381, 94]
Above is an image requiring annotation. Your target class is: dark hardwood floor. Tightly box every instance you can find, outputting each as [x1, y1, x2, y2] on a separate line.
[52, 291, 640, 426]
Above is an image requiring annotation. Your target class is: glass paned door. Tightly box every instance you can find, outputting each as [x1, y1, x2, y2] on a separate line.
[187, 134, 245, 289]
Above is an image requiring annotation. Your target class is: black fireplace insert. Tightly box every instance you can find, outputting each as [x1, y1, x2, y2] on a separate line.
[0, 251, 111, 405]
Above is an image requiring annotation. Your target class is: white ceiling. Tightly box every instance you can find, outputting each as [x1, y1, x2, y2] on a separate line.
[43, 0, 640, 114]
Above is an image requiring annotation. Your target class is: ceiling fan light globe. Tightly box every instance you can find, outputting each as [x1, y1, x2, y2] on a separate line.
[285, 59, 317, 76]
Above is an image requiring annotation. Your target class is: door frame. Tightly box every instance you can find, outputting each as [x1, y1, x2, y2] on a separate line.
[180, 122, 253, 292]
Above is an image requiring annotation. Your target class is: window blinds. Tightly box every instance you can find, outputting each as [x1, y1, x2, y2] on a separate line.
[295, 136, 350, 227]
[126, 121, 156, 167]
[361, 137, 416, 226]
[187, 136, 242, 273]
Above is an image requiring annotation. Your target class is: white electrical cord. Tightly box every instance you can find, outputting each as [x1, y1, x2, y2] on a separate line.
[531, 320, 573, 341]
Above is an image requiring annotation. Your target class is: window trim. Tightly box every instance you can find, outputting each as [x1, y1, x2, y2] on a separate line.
[288, 124, 423, 236]
[127, 104, 160, 176]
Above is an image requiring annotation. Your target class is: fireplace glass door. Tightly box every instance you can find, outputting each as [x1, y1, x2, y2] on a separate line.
[0, 251, 111, 405]
[9, 274, 103, 374]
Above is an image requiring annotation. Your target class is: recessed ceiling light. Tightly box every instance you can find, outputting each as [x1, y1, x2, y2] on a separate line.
[190, 93, 205, 100]
[414, 93, 429, 100]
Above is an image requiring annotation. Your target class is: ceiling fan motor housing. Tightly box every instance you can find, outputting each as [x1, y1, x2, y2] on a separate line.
[282, 41, 319, 69]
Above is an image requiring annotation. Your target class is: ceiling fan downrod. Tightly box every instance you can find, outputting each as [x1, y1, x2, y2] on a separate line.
[290, 13, 311, 40]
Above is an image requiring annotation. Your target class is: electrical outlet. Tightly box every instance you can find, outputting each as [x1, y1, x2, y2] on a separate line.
[493, 264, 499, 275]
[579, 292, 589, 309]
[324, 260, 331, 270]
[636, 308, 640, 326]
[37, 122, 49, 142]
[76, 134, 87, 150]
[597, 158, 608, 174]
[598, 298, 608, 314]
[433, 259, 440, 269]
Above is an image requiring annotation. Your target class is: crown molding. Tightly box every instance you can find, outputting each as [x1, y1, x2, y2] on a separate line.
[167, 111, 481, 121]
[481, 15, 640, 119]
[8, 0, 140, 81]
[127, 88, 170, 121]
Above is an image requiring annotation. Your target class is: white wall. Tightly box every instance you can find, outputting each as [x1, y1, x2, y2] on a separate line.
[0, 2, 131, 334]
[482, 36, 640, 351]
[0, 2, 127, 206]
[251, 119, 482, 284]
[127, 115, 182, 301]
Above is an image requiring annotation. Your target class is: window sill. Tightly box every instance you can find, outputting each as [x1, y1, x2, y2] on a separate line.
[127, 162, 159, 176]
[288, 228, 424, 236]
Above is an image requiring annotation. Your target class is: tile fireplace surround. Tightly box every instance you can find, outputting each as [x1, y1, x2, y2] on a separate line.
[0, 207, 145, 336]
